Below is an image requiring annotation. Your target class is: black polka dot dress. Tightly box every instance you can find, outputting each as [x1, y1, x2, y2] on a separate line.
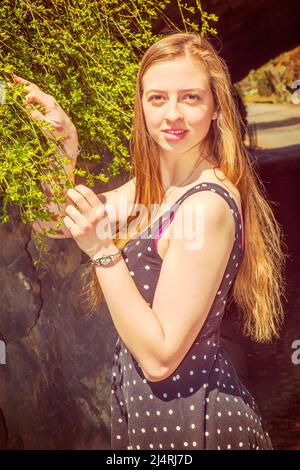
[110, 182, 273, 450]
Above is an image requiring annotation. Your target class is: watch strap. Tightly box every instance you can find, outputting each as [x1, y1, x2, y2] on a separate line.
[89, 250, 123, 267]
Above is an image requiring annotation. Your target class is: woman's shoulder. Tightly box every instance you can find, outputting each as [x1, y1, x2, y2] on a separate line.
[194, 167, 242, 218]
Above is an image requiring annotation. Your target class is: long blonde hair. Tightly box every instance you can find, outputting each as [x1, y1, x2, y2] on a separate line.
[83, 31, 288, 343]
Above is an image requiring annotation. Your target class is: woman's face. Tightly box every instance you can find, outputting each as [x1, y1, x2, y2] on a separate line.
[141, 57, 218, 156]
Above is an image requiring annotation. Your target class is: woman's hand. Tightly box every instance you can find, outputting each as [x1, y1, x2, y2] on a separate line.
[63, 184, 115, 258]
[10, 74, 79, 159]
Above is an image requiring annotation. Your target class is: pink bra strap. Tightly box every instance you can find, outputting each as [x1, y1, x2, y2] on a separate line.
[154, 212, 175, 252]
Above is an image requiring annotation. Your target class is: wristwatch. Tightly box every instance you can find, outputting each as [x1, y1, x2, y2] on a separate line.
[89, 250, 123, 267]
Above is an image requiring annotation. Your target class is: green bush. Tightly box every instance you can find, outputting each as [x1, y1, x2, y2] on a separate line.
[257, 74, 274, 97]
[238, 46, 300, 103]
[0, 0, 218, 240]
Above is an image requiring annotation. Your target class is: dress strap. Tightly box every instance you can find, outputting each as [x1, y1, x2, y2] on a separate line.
[151, 182, 244, 254]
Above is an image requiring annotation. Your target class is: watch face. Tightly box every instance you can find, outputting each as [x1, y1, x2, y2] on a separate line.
[101, 256, 112, 265]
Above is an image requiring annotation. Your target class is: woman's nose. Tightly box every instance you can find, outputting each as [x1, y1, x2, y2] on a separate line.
[163, 100, 184, 122]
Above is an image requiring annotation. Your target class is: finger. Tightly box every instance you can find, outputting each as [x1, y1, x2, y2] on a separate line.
[74, 185, 104, 209]
[12, 74, 31, 86]
[24, 105, 46, 122]
[23, 90, 45, 107]
[11, 77, 57, 119]
[24, 91, 33, 103]
[95, 205, 106, 217]
[66, 188, 93, 213]
[24, 105, 54, 140]
[26, 91, 58, 114]
[65, 204, 88, 229]
[12, 76, 32, 93]
[8, 77, 31, 92]
[63, 216, 80, 237]
[21, 85, 36, 96]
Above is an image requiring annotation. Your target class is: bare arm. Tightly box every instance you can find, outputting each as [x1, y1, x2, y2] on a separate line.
[90, 190, 235, 381]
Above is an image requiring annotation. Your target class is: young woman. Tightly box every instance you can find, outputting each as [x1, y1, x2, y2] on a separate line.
[13, 31, 286, 450]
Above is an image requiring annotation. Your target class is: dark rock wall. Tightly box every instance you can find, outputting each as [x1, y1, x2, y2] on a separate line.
[153, 0, 300, 82]
[0, 176, 125, 450]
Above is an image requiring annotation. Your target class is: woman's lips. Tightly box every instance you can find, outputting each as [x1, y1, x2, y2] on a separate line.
[162, 130, 188, 141]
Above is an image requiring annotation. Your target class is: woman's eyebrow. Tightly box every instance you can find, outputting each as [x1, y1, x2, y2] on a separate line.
[145, 88, 205, 96]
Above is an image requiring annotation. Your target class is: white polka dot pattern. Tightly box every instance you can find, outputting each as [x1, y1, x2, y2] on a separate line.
[110, 183, 272, 450]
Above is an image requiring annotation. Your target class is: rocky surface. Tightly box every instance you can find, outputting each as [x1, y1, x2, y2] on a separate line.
[0, 176, 125, 450]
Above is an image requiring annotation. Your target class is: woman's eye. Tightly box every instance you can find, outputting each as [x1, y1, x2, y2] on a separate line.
[185, 94, 201, 102]
[149, 95, 163, 101]
[149, 94, 201, 103]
